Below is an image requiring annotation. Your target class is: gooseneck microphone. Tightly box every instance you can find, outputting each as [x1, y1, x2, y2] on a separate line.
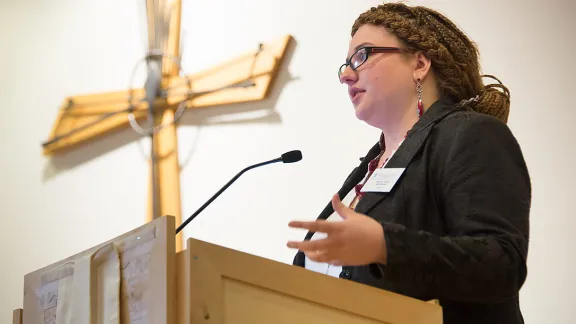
[175, 150, 303, 234]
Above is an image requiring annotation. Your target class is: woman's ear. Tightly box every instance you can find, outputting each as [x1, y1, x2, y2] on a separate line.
[412, 51, 432, 82]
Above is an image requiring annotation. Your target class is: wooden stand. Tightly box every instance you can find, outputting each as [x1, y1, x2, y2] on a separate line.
[12, 216, 442, 324]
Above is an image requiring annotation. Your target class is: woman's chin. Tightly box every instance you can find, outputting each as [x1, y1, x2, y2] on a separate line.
[354, 104, 371, 121]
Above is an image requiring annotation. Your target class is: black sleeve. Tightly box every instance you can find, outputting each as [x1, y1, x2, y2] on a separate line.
[376, 115, 531, 304]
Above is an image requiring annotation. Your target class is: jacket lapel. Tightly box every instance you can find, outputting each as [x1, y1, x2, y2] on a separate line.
[302, 141, 381, 241]
[355, 98, 458, 215]
[292, 98, 458, 267]
[293, 141, 381, 266]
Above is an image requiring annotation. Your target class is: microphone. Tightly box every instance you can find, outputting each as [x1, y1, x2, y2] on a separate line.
[175, 150, 303, 234]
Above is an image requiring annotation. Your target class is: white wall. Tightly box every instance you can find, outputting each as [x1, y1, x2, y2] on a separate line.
[0, 0, 574, 323]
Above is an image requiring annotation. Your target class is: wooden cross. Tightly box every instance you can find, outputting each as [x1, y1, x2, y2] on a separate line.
[41, 0, 293, 251]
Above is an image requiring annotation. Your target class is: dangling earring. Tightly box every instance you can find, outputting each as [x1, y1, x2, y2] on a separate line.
[416, 78, 424, 118]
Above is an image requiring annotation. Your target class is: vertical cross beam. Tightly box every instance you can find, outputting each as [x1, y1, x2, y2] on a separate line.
[145, 0, 184, 251]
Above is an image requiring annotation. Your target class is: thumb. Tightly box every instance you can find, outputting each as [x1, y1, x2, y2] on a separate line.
[331, 194, 356, 219]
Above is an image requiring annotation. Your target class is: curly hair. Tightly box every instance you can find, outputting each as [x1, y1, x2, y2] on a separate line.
[352, 3, 510, 122]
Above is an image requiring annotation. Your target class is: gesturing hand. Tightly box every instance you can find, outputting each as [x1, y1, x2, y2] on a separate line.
[287, 194, 388, 266]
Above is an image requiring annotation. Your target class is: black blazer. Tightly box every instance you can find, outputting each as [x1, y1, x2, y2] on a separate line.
[293, 98, 531, 324]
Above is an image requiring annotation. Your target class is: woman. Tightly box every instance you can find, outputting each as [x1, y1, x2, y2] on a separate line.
[287, 3, 531, 324]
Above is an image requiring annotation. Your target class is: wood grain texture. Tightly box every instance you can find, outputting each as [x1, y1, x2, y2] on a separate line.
[149, 0, 183, 252]
[146, 108, 183, 252]
[186, 238, 443, 324]
[41, 89, 149, 156]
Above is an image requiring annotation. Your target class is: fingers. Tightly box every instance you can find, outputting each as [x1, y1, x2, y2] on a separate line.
[299, 247, 341, 265]
[287, 234, 346, 267]
[287, 237, 332, 251]
[287, 194, 355, 266]
[288, 219, 337, 234]
[331, 194, 354, 219]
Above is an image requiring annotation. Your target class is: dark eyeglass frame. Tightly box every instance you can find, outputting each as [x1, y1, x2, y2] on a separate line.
[338, 46, 411, 79]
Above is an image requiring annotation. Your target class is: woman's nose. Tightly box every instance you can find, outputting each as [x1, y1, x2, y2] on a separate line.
[339, 65, 357, 85]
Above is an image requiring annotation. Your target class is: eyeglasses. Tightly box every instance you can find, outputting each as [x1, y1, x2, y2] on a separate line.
[338, 46, 410, 79]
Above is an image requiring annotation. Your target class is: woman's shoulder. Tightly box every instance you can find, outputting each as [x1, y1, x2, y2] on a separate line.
[424, 105, 526, 168]
[432, 106, 519, 146]
[440, 106, 511, 133]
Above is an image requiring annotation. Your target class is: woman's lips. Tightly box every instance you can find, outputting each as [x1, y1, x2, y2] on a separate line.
[351, 90, 365, 104]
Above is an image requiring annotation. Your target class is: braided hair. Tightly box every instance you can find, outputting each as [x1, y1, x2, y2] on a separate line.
[352, 3, 510, 122]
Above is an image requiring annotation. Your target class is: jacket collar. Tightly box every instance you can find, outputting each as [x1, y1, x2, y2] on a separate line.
[407, 96, 458, 138]
[295, 98, 459, 242]
[355, 97, 459, 215]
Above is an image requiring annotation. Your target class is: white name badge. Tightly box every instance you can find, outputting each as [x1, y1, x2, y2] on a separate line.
[360, 168, 405, 193]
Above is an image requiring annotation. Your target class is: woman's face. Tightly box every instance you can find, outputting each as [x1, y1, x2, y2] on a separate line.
[339, 24, 418, 129]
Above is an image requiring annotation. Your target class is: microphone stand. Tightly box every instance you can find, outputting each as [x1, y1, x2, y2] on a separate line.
[175, 156, 283, 234]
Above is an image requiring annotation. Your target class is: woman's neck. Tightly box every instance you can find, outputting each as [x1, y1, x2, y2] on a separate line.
[380, 93, 440, 150]
[381, 106, 419, 151]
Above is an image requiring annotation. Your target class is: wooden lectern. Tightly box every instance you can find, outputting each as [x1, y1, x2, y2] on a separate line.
[12, 216, 442, 324]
